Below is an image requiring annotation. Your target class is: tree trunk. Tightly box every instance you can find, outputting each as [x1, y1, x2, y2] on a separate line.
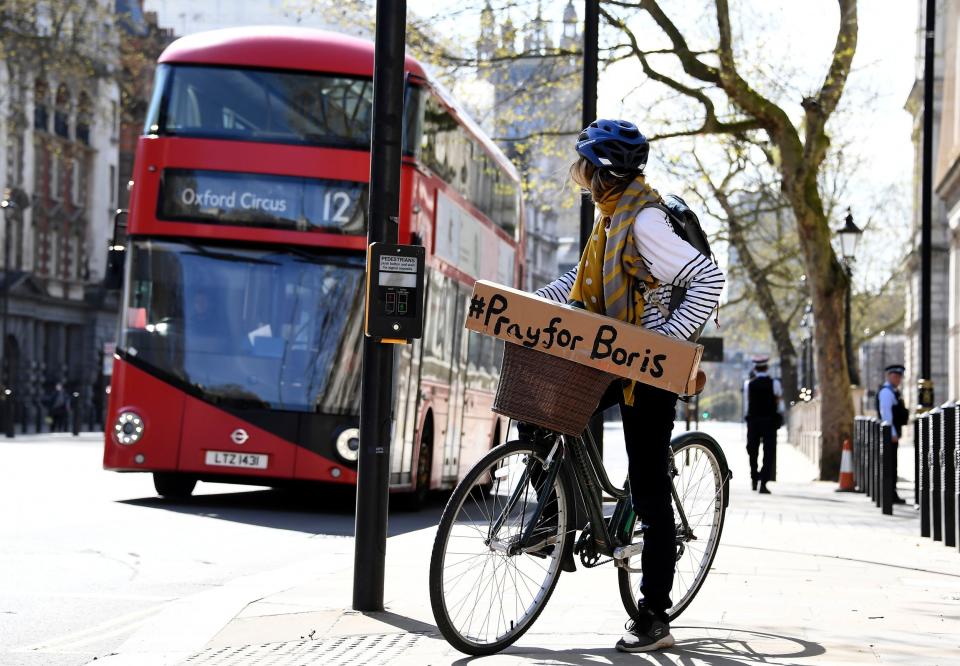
[809, 276, 852, 480]
[787, 195, 855, 480]
[778, 348, 799, 404]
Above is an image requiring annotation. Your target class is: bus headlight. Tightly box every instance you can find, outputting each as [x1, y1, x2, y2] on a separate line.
[114, 411, 145, 445]
[335, 428, 360, 462]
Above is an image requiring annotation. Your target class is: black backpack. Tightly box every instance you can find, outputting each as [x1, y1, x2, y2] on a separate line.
[643, 194, 717, 339]
[660, 194, 713, 260]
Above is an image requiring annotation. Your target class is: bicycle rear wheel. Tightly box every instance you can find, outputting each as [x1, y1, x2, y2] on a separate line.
[429, 438, 573, 655]
[618, 434, 728, 622]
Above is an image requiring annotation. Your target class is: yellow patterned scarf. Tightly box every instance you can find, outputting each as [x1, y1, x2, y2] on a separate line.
[570, 175, 661, 404]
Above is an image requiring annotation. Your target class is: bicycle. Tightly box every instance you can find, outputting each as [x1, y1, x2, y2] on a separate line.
[428, 343, 730, 655]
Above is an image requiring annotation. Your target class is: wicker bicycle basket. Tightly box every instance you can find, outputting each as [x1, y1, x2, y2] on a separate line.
[493, 342, 615, 436]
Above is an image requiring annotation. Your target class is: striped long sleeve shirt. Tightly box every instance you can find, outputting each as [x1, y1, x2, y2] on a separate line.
[535, 207, 725, 341]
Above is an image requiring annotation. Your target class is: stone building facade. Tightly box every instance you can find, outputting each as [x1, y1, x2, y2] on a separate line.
[905, 0, 951, 409]
[478, 2, 581, 291]
[0, 1, 126, 431]
[929, 0, 960, 405]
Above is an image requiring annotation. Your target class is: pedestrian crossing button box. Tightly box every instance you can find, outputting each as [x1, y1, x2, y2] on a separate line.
[365, 243, 425, 341]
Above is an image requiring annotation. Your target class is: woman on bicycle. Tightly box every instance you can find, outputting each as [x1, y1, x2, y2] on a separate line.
[534, 119, 725, 653]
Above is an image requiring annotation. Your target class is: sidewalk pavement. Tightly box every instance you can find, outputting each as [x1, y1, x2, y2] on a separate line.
[96, 422, 960, 665]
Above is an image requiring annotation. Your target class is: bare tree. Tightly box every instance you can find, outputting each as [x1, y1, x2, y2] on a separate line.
[599, 0, 859, 479]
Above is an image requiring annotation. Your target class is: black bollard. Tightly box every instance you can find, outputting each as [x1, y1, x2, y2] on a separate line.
[930, 408, 943, 541]
[3, 389, 13, 438]
[872, 419, 879, 500]
[954, 445, 960, 554]
[864, 419, 872, 498]
[915, 418, 921, 505]
[881, 422, 894, 515]
[920, 414, 931, 537]
[71, 391, 80, 436]
[873, 419, 882, 508]
[942, 403, 957, 548]
[853, 418, 862, 491]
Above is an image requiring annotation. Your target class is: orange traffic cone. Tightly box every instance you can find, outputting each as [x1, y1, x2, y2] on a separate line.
[836, 438, 855, 492]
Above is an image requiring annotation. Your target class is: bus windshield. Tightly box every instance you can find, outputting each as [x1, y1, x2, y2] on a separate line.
[119, 240, 364, 414]
[145, 64, 376, 148]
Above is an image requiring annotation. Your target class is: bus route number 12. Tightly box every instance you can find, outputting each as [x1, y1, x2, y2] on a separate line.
[323, 190, 352, 224]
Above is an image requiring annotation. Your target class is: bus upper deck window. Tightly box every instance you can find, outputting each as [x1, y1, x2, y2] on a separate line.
[155, 65, 374, 149]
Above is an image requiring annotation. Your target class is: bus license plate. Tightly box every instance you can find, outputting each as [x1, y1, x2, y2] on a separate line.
[204, 450, 268, 469]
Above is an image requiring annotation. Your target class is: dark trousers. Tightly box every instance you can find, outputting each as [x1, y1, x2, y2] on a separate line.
[597, 381, 678, 616]
[51, 408, 67, 432]
[746, 416, 777, 483]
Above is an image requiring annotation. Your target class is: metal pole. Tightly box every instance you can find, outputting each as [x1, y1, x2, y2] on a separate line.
[579, 0, 599, 252]
[580, 0, 604, 455]
[919, 0, 936, 409]
[1, 207, 11, 437]
[844, 263, 859, 385]
[353, 0, 406, 612]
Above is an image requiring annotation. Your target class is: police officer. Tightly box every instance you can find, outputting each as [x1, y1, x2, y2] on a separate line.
[743, 356, 783, 494]
[876, 364, 909, 504]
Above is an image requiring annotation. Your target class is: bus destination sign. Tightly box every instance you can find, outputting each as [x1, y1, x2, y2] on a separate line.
[158, 169, 368, 234]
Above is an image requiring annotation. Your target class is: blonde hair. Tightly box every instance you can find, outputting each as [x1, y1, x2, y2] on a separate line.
[568, 156, 635, 204]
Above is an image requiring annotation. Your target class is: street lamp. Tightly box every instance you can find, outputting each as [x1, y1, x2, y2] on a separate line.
[835, 207, 863, 385]
[799, 301, 814, 400]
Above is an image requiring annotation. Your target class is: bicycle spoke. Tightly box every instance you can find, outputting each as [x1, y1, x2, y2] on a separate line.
[625, 441, 725, 621]
[434, 443, 569, 649]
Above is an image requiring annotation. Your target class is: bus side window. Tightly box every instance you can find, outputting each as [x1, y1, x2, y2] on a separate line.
[419, 92, 519, 238]
[467, 331, 483, 373]
[402, 85, 424, 157]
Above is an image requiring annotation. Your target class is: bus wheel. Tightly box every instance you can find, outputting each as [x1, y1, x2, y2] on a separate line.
[412, 432, 433, 510]
[153, 473, 197, 499]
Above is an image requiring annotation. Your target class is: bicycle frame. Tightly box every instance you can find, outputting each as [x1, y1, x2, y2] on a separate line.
[488, 427, 698, 563]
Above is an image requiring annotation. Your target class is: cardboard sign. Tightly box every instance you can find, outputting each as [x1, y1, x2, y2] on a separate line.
[465, 281, 703, 395]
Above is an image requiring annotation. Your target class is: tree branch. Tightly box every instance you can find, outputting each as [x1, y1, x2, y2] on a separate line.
[599, 5, 762, 141]
[802, 0, 858, 169]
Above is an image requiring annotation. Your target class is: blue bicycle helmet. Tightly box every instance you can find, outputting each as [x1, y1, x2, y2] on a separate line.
[576, 119, 649, 173]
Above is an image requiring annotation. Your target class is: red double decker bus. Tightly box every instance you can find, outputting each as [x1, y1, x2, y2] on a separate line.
[103, 27, 524, 503]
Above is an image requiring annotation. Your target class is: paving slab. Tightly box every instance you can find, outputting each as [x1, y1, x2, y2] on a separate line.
[91, 422, 960, 665]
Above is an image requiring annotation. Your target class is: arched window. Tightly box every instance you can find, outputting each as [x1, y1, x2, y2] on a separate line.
[76, 92, 91, 145]
[34, 79, 49, 131]
[59, 220, 71, 279]
[75, 229, 86, 281]
[54, 84, 71, 139]
[35, 216, 51, 277]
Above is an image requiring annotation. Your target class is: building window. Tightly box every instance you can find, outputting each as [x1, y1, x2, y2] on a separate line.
[71, 157, 83, 207]
[54, 84, 71, 139]
[34, 79, 49, 131]
[15, 217, 23, 270]
[107, 165, 117, 209]
[77, 93, 91, 145]
[75, 232, 85, 280]
[49, 154, 61, 201]
[111, 100, 118, 138]
[36, 225, 50, 277]
[57, 222, 72, 280]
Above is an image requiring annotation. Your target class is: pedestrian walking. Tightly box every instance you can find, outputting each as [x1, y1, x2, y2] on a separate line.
[47, 382, 69, 432]
[743, 356, 783, 494]
[876, 364, 909, 504]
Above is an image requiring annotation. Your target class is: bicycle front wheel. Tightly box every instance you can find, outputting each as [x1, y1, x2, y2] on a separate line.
[618, 434, 728, 622]
[429, 438, 573, 655]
